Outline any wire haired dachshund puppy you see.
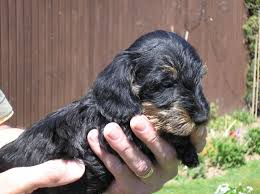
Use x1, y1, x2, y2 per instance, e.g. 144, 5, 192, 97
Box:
0, 30, 209, 194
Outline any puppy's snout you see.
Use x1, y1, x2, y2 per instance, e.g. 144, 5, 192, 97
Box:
193, 112, 208, 126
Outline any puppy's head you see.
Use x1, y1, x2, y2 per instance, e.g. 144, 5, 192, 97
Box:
93, 30, 209, 136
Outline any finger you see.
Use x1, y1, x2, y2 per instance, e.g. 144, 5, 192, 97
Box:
0, 160, 85, 194
88, 130, 148, 193
190, 127, 207, 153
103, 123, 153, 178
130, 115, 178, 169
88, 129, 129, 178
88, 129, 177, 194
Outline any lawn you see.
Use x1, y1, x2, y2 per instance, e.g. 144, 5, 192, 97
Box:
155, 160, 260, 194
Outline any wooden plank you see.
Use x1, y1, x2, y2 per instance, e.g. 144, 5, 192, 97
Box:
16, 0, 25, 127
64, 0, 72, 103
38, 0, 46, 118
58, 0, 66, 106
23, 0, 32, 127
83, 0, 92, 90
31, 0, 39, 123
91, 0, 108, 77
0, 0, 9, 99
8, 0, 17, 126
88, 0, 95, 86
78, 0, 84, 95
52, 0, 59, 109
45, 0, 52, 115
71, 0, 79, 99
107, 0, 115, 62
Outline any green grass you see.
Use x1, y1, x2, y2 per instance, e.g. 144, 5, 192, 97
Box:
155, 160, 260, 194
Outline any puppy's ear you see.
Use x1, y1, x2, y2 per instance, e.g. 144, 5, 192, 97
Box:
93, 53, 141, 122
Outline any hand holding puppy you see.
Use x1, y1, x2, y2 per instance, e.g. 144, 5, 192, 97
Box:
88, 115, 207, 194
0, 116, 206, 194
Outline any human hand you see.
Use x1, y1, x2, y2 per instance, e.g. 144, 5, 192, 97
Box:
191, 126, 207, 153
87, 115, 207, 194
0, 128, 85, 194
0, 117, 207, 194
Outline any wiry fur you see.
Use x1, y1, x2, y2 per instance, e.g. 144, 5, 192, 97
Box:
0, 30, 209, 194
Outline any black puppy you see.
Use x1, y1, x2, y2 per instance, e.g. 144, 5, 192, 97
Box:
0, 30, 209, 194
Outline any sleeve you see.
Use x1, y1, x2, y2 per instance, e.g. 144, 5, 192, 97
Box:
0, 90, 14, 125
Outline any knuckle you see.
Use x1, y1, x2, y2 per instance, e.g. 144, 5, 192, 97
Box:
120, 143, 133, 156
147, 134, 160, 145
109, 159, 124, 176
134, 160, 150, 176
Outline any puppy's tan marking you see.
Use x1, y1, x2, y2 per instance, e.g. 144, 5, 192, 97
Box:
162, 65, 177, 75
142, 102, 195, 136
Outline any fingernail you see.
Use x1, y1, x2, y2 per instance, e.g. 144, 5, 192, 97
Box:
66, 160, 85, 178
88, 130, 98, 142
197, 127, 206, 137
131, 115, 148, 132
104, 123, 121, 141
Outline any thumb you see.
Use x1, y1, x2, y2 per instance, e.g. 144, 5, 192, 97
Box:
190, 127, 207, 153
0, 159, 85, 194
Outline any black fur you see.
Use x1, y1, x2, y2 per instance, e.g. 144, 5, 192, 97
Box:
0, 30, 209, 194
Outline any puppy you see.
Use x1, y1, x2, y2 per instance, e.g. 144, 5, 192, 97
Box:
0, 30, 209, 194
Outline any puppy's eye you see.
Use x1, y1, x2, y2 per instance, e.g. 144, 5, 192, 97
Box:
161, 79, 175, 88
162, 66, 177, 76
162, 82, 173, 88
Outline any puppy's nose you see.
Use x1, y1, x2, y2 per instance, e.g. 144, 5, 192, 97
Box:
193, 113, 208, 125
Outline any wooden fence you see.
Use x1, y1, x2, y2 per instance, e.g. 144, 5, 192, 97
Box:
0, 0, 248, 127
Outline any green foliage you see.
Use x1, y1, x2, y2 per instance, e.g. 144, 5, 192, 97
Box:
208, 108, 254, 135
245, 0, 260, 15
245, 127, 260, 154
210, 103, 219, 120
243, 16, 258, 56
208, 138, 246, 169
186, 156, 206, 179
243, 0, 260, 108
207, 107, 253, 169
208, 115, 240, 132
174, 156, 206, 182
208, 104, 233, 132
231, 110, 255, 125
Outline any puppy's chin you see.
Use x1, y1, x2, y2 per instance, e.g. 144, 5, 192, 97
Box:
142, 102, 195, 136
